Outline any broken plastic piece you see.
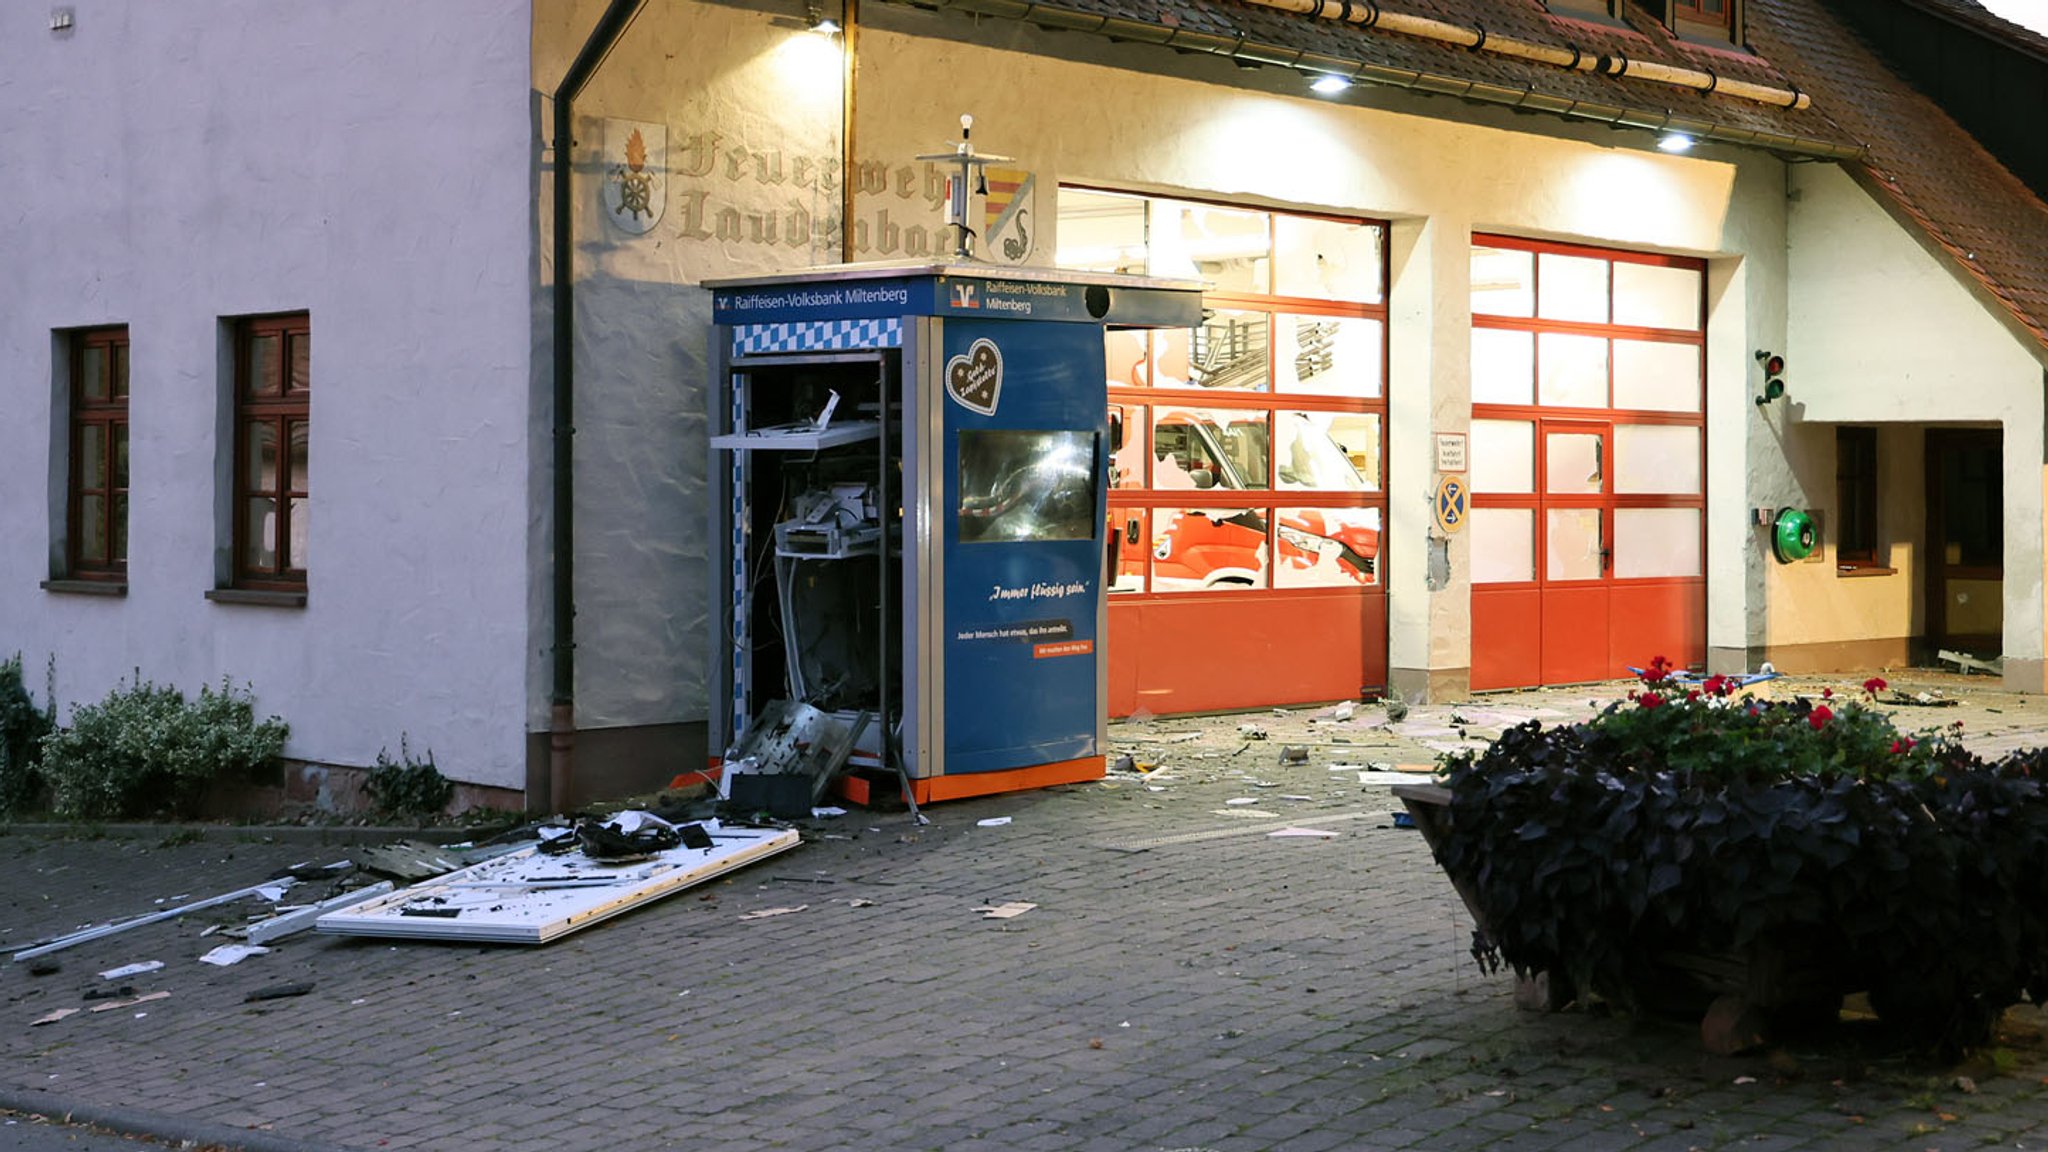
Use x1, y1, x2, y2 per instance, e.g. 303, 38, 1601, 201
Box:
98, 961, 165, 980
975, 901, 1036, 919
738, 905, 807, 921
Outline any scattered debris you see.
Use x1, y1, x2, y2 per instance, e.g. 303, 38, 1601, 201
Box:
98, 961, 165, 980
245, 882, 396, 945
26, 959, 58, 976
1278, 745, 1309, 764
1331, 701, 1356, 721
975, 902, 1036, 919
810, 806, 847, 818
977, 816, 1013, 827
1225, 797, 1260, 806
1237, 723, 1268, 740
90, 991, 169, 1013
1938, 649, 2003, 676
30, 1008, 79, 1026
738, 905, 807, 921
848, 898, 876, 908
353, 841, 465, 882
1381, 696, 1410, 722
1883, 691, 1959, 708
1955, 1076, 1979, 1094
244, 982, 313, 1003
14, 881, 296, 963
198, 943, 271, 967
1268, 827, 1340, 839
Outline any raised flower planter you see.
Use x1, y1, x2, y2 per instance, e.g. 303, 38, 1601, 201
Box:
1403, 663, 2048, 1056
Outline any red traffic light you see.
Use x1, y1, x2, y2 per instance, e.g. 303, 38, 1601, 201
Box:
1754, 350, 1786, 377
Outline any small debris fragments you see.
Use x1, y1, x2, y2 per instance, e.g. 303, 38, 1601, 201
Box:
737, 906, 807, 921
976, 817, 1013, 827
975, 902, 1037, 919
244, 982, 314, 1003
1955, 1076, 1979, 1095
1237, 723, 1268, 740
98, 961, 165, 981
1332, 701, 1357, 721
198, 943, 271, 967
1268, 827, 1340, 839
30, 1008, 79, 1026
1278, 746, 1309, 764
90, 991, 170, 1013
26, 959, 59, 977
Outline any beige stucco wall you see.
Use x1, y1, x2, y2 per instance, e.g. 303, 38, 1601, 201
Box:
1783, 162, 2048, 675
535, 0, 1818, 718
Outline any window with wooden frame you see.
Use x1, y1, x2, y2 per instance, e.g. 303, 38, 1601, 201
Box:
1670, 0, 1734, 35
232, 314, 310, 590
67, 326, 130, 581
1835, 425, 1882, 569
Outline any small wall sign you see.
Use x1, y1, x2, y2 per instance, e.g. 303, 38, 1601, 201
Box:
1435, 432, 1467, 473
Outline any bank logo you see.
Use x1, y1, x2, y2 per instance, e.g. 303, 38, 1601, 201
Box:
950, 282, 979, 309
945, 338, 1004, 415
603, 118, 666, 235
983, 168, 1035, 265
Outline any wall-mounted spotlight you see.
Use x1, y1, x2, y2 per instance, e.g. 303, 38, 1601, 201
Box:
807, 4, 840, 32
1754, 349, 1787, 407
1657, 131, 1696, 153
1309, 73, 1352, 95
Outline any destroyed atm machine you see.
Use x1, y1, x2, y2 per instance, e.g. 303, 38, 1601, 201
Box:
706, 262, 1203, 806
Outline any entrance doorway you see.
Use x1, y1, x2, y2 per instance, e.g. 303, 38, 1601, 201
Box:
1924, 429, 2002, 657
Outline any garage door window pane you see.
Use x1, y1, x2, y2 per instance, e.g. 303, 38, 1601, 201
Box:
1615, 508, 1701, 578
1613, 261, 1701, 330
1152, 507, 1269, 592
1538, 252, 1609, 323
1472, 420, 1534, 493
1471, 245, 1534, 317
1615, 425, 1701, 494
1538, 333, 1608, 407
1275, 314, 1380, 397
1274, 216, 1382, 303
1546, 508, 1604, 581
1056, 188, 1148, 274
1612, 339, 1701, 412
1472, 508, 1534, 583
1472, 328, 1534, 405
1273, 506, 1380, 587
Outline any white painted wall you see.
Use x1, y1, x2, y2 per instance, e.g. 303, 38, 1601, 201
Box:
0, 2, 536, 789
1783, 163, 2048, 662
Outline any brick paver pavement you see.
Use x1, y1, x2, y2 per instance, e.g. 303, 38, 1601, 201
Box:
6, 669, 2048, 1150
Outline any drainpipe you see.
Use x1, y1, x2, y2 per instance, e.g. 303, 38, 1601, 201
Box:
550, 0, 645, 813
842, 0, 860, 261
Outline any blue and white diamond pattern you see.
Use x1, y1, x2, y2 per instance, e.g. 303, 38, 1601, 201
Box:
734, 318, 902, 356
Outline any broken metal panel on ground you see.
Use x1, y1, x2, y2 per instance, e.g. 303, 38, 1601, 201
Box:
314, 822, 800, 944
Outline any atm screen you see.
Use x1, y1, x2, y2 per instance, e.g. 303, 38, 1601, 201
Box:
958, 430, 1098, 543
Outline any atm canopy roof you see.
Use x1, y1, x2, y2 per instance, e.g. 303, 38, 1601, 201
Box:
900, 0, 2048, 355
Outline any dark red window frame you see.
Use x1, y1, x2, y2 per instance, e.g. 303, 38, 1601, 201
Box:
232, 314, 310, 589
68, 326, 130, 580
1670, 0, 1731, 28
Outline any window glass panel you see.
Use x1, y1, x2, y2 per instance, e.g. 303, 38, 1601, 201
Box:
1472, 328, 1534, 405
111, 343, 129, 399
1152, 200, 1270, 294
1612, 339, 1701, 412
1546, 508, 1604, 581
1055, 187, 1148, 274
247, 421, 278, 491
77, 425, 104, 489
1613, 262, 1701, 330
1472, 507, 1534, 583
79, 495, 107, 564
1614, 424, 1701, 494
113, 424, 128, 488
1537, 333, 1608, 407
956, 430, 1097, 543
1471, 245, 1534, 317
1326, 414, 1382, 490
245, 498, 278, 570
1109, 406, 1146, 490
287, 332, 310, 393
1274, 315, 1380, 397
1182, 310, 1270, 391
1537, 252, 1609, 323
1615, 508, 1701, 578
1545, 432, 1604, 494
81, 345, 107, 402
111, 494, 127, 563
288, 421, 310, 491
1110, 509, 1147, 593
1105, 329, 1150, 389
248, 333, 280, 397
1151, 507, 1269, 592
1276, 411, 1371, 491
1471, 419, 1534, 494
1273, 216, 1382, 303
1152, 407, 1269, 491
1273, 506, 1380, 587
288, 498, 309, 570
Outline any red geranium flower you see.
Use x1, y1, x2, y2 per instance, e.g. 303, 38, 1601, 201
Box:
1809, 704, 1834, 729
1864, 677, 1888, 696
1639, 693, 1664, 710
1821, 687, 1833, 700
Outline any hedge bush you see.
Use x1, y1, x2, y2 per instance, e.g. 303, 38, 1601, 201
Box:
0, 653, 54, 815
42, 674, 288, 820
1437, 662, 2048, 1054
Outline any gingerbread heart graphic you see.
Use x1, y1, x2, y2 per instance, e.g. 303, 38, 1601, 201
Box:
945, 338, 1004, 416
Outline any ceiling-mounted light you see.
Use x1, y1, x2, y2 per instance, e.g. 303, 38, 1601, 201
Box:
1657, 131, 1696, 153
810, 14, 840, 32
1309, 73, 1351, 95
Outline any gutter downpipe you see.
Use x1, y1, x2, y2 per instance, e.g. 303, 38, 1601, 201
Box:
550, 0, 645, 813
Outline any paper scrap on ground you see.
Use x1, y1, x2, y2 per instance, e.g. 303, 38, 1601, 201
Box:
199, 943, 271, 967
1225, 797, 1259, 806
1269, 827, 1341, 839
811, 806, 846, 818
976, 817, 1013, 827
255, 884, 291, 902
738, 905, 807, 921
98, 961, 164, 980
1212, 808, 1280, 819
848, 898, 876, 908
975, 902, 1036, 919
31, 1008, 79, 1026
1354, 770, 1433, 786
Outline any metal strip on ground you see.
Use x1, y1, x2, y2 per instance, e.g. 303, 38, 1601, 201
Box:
1099, 809, 1391, 853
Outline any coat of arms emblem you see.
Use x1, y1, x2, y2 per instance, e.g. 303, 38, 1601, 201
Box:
602, 118, 666, 235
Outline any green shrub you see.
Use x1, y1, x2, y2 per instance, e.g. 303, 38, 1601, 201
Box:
365, 735, 453, 818
42, 673, 289, 820
1436, 661, 2048, 1055
0, 653, 55, 815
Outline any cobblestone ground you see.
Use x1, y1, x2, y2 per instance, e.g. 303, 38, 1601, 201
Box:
6, 669, 2048, 1151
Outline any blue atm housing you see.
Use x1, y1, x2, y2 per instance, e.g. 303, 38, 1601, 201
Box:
707, 263, 1202, 802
